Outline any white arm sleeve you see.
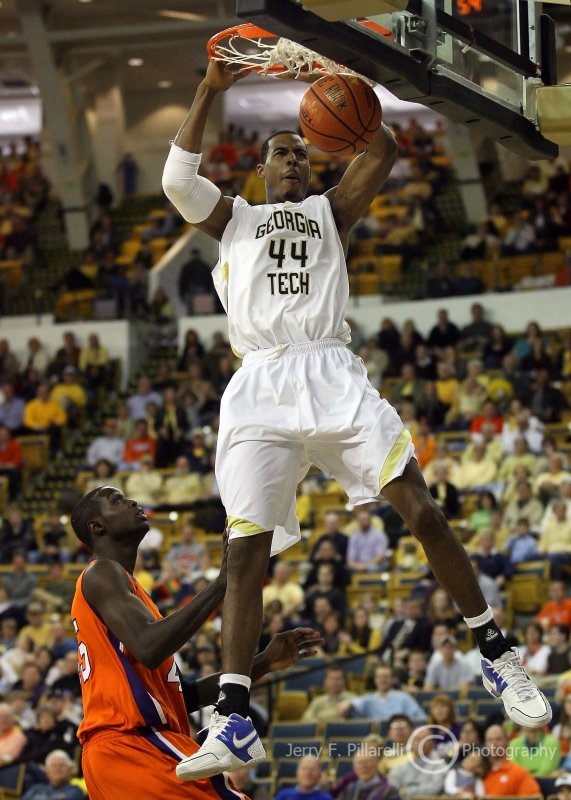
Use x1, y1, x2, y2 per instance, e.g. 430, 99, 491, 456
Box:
162, 144, 222, 224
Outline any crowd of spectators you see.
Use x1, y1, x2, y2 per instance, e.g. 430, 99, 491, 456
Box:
0, 139, 50, 312
52, 201, 183, 328
429, 161, 571, 298
264, 728, 571, 800
3, 125, 571, 794
186, 122, 571, 309
5, 122, 571, 329
0, 329, 120, 501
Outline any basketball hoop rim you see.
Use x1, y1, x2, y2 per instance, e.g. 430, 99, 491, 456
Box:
207, 20, 392, 76
207, 23, 290, 73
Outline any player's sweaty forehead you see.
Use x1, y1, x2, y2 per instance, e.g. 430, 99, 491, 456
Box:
268, 134, 307, 158
96, 486, 125, 505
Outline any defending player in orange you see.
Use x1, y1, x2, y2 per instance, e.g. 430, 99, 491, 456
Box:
70, 486, 321, 799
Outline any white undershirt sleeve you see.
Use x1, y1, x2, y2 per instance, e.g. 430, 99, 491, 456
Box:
161, 144, 221, 224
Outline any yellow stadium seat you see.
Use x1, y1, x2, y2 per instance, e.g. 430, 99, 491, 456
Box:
0, 259, 23, 290
17, 434, 49, 476
508, 572, 548, 614
56, 289, 96, 321
274, 691, 309, 720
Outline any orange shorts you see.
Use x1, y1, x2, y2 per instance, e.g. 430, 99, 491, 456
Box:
82, 730, 249, 800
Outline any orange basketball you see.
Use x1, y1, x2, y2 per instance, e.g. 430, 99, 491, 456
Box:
299, 74, 382, 156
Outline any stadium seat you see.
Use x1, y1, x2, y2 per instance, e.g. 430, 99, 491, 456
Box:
342, 654, 369, 675
475, 699, 502, 717
509, 572, 548, 613
515, 560, 551, 578
387, 571, 426, 602
17, 434, 50, 473
0, 476, 8, 514
542, 686, 557, 701
467, 686, 492, 700
454, 701, 471, 718
335, 759, 354, 778
283, 665, 326, 692
254, 761, 272, 779
270, 722, 319, 740
0, 259, 23, 291
0, 763, 25, 796
277, 760, 301, 780
537, 777, 557, 797
414, 690, 438, 705
347, 675, 367, 694
274, 690, 309, 720
253, 779, 272, 796
324, 720, 375, 741
55, 288, 96, 321
346, 586, 384, 608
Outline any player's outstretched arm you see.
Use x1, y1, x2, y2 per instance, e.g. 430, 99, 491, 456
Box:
325, 122, 397, 250
162, 61, 246, 242
82, 558, 226, 669
189, 628, 323, 709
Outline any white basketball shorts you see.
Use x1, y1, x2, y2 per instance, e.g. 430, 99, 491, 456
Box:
215, 338, 415, 556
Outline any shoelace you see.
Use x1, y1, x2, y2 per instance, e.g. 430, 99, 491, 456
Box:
200, 711, 229, 741
494, 654, 537, 702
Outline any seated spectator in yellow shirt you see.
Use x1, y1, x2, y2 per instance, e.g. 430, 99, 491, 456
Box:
445, 374, 486, 428
301, 665, 355, 724
49, 366, 87, 427
124, 455, 163, 508
535, 453, 570, 503
161, 455, 203, 508
538, 500, 571, 579
498, 437, 539, 483
79, 332, 109, 396
262, 562, 304, 618
434, 362, 459, 413
454, 442, 497, 491
23, 383, 67, 453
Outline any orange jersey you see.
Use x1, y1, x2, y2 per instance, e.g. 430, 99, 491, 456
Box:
72, 562, 189, 744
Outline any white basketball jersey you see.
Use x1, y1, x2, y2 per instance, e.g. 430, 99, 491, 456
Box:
212, 194, 351, 357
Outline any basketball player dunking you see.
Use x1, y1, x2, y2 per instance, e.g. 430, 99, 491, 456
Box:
163, 60, 551, 781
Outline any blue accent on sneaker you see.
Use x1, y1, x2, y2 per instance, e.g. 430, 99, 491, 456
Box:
214, 714, 259, 762
481, 659, 509, 694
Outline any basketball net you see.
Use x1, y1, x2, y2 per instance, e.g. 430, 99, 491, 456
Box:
208, 23, 378, 85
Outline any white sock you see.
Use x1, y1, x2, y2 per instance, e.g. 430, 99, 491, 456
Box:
463, 605, 494, 628
219, 673, 252, 690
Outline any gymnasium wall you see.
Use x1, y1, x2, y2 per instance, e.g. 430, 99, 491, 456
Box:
0, 318, 133, 389
3, 288, 569, 388
177, 287, 571, 350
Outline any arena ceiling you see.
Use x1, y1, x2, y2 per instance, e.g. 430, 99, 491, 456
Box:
0, 2, 570, 101
0, 0, 240, 95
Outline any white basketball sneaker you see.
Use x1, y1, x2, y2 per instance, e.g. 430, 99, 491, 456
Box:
481, 647, 552, 727
176, 712, 266, 781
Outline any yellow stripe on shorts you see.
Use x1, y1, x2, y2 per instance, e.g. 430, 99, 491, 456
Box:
227, 516, 267, 536
379, 428, 412, 490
